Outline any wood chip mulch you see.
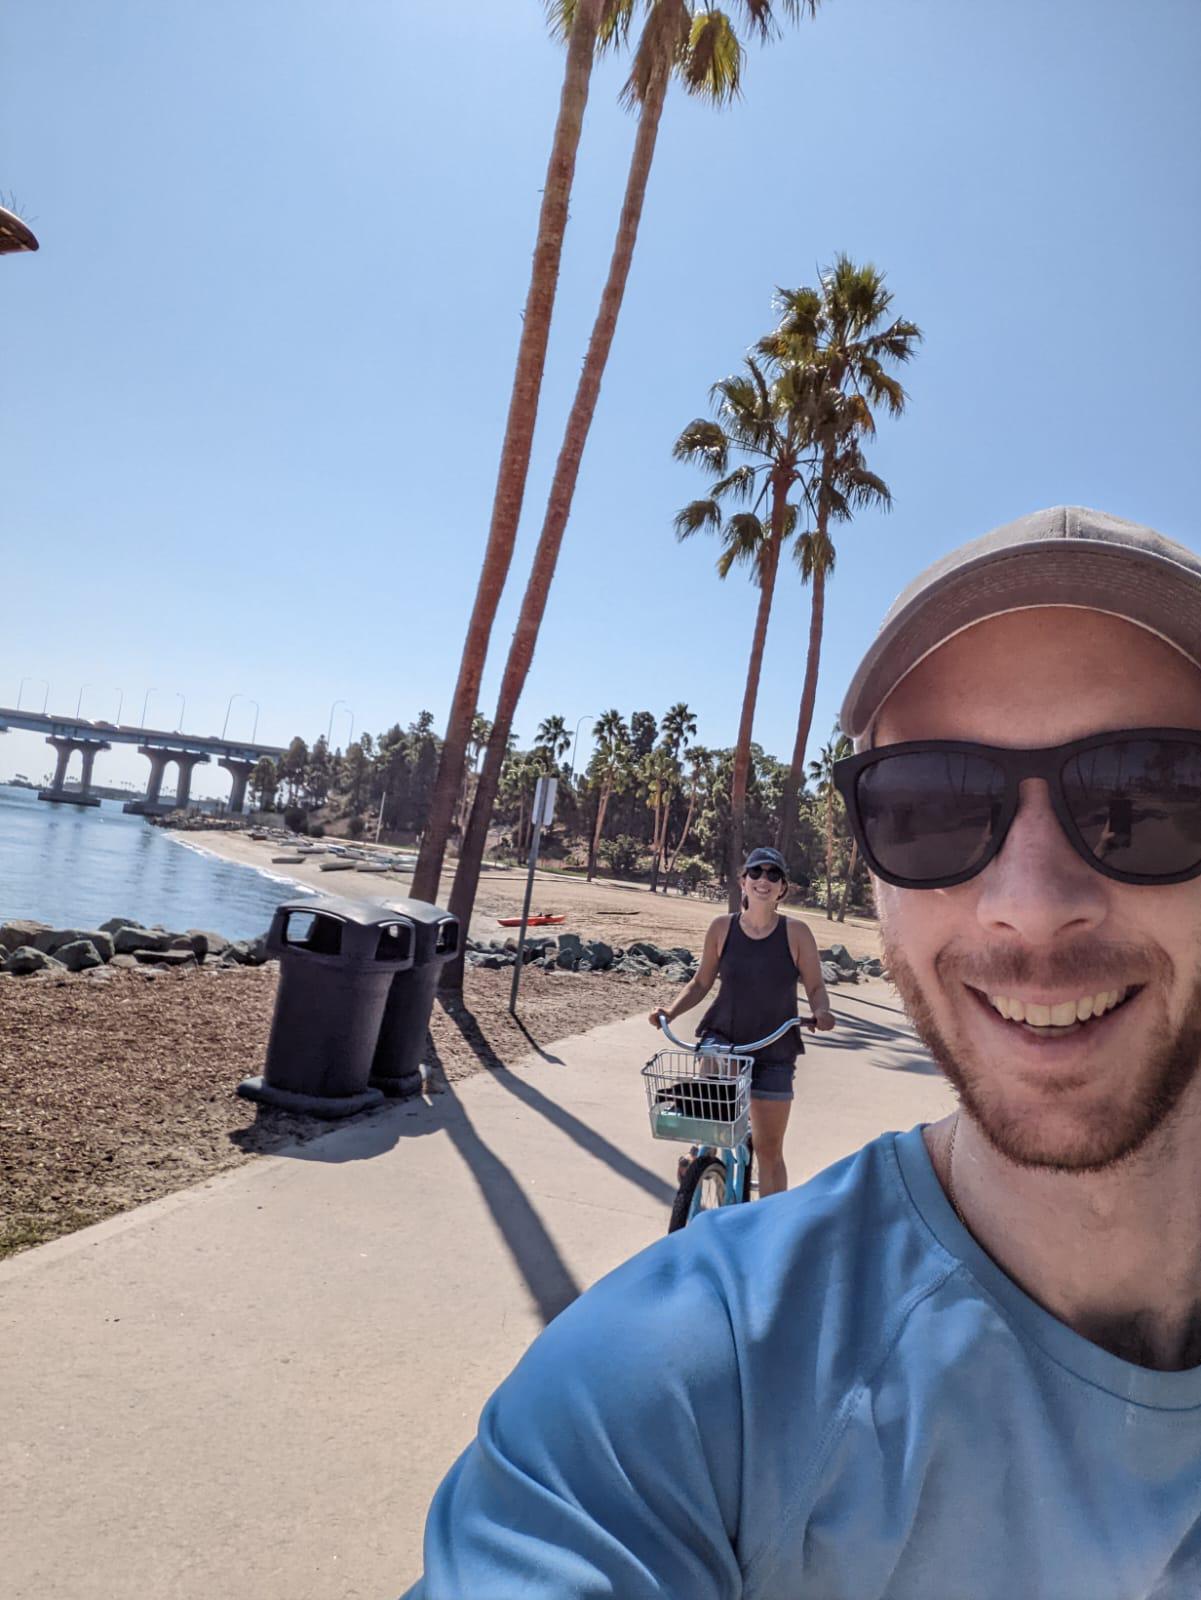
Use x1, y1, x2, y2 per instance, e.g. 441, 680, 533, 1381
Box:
0, 962, 674, 1259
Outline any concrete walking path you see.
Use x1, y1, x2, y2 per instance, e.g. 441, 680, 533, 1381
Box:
0, 979, 952, 1600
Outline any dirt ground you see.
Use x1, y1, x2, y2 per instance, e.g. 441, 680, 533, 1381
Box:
0, 960, 679, 1260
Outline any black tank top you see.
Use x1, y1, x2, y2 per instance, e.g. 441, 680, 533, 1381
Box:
698, 915, 802, 1065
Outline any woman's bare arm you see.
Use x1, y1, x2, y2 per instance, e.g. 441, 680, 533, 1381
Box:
647, 915, 729, 1028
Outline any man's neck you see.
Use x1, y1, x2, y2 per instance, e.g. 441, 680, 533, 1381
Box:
925, 1109, 1201, 1372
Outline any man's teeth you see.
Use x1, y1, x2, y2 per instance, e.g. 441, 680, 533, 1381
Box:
987, 990, 1127, 1027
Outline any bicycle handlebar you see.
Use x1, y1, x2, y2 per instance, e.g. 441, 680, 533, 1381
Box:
657, 1014, 816, 1053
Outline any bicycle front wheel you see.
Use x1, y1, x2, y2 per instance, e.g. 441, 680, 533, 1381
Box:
669, 1153, 729, 1232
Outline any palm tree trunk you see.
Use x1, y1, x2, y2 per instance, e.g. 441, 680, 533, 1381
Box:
824, 785, 835, 918
443, 68, 671, 987
836, 836, 858, 922
409, 0, 603, 905
728, 478, 787, 910
776, 511, 829, 861
588, 783, 611, 882
665, 783, 696, 878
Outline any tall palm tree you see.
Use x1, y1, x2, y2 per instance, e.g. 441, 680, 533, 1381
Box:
761, 259, 922, 859
807, 727, 851, 918
674, 354, 814, 909
442, 0, 823, 986
586, 708, 631, 881
664, 742, 711, 881
535, 713, 572, 767
410, 0, 613, 903
660, 700, 697, 756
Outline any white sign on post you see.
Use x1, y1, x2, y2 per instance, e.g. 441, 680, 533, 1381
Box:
533, 775, 558, 829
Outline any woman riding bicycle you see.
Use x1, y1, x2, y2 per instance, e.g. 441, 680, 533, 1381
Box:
649, 846, 835, 1196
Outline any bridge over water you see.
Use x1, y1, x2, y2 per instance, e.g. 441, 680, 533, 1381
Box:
0, 708, 285, 815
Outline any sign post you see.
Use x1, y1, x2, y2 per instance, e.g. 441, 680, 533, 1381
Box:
509, 775, 557, 1014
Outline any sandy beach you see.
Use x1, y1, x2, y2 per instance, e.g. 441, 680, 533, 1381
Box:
184, 828, 884, 960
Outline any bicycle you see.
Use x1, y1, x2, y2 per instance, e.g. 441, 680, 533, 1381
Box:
642, 1015, 815, 1232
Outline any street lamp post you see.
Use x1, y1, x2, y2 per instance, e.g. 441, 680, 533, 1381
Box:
141, 688, 157, 727
114, 688, 124, 725
567, 713, 597, 785
17, 677, 49, 713
249, 700, 260, 742
174, 694, 186, 731
327, 699, 347, 747
75, 683, 91, 719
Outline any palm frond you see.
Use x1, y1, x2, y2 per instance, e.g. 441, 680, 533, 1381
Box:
795, 526, 836, 580
710, 463, 760, 502
733, 0, 821, 42
679, 9, 743, 105
674, 498, 723, 539
716, 511, 768, 579
672, 417, 729, 472
620, 0, 689, 107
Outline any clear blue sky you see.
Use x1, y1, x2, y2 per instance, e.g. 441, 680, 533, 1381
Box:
4, 0, 1200, 796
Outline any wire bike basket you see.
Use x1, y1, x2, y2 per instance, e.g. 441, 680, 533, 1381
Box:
642, 1048, 753, 1150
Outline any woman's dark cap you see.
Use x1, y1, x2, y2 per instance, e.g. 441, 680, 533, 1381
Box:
744, 846, 788, 876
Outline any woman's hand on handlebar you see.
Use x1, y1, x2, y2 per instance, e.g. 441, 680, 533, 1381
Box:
648, 1007, 669, 1029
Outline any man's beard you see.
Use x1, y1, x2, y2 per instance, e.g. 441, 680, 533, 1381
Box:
882, 930, 1201, 1172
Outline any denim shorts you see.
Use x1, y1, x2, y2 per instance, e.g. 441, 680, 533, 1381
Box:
699, 1035, 796, 1102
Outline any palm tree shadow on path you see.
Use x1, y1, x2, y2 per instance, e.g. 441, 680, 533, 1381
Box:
823, 998, 939, 1076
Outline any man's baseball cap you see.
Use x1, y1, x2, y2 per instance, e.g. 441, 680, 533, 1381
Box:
840, 505, 1201, 740
744, 846, 789, 875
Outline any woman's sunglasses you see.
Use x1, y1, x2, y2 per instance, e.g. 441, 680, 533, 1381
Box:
833, 728, 1201, 890
745, 864, 785, 883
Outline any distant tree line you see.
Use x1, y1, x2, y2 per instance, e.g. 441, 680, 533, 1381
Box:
251, 701, 867, 921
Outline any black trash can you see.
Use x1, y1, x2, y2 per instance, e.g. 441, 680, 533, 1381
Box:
370, 896, 461, 1098
237, 898, 415, 1118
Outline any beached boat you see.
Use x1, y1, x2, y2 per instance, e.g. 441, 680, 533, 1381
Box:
319, 860, 354, 872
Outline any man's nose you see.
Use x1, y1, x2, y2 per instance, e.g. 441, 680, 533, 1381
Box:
974, 780, 1108, 944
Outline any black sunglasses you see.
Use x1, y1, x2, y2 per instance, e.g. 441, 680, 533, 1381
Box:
745, 864, 785, 883
833, 728, 1201, 890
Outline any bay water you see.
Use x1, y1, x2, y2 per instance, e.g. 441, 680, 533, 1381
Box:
0, 784, 310, 940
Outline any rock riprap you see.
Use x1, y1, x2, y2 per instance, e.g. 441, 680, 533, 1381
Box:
0, 918, 274, 979
464, 934, 700, 982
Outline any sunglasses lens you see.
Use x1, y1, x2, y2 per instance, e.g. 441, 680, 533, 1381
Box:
856, 751, 1007, 883
1062, 738, 1201, 879
746, 865, 784, 882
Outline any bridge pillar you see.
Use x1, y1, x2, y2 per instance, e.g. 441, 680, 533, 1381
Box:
39, 736, 108, 808
218, 757, 256, 815
173, 753, 210, 811
143, 749, 171, 805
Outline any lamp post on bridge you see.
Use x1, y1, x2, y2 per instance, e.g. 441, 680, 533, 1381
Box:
141, 688, 157, 727
222, 693, 263, 744
17, 677, 49, 714
113, 689, 124, 725
174, 694, 186, 732
75, 683, 91, 719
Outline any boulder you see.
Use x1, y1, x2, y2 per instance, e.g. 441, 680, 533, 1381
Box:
819, 944, 859, 975
556, 932, 583, 957
114, 926, 171, 956
820, 962, 843, 986
34, 928, 115, 961
662, 962, 691, 983
186, 929, 230, 959
582, 940, 614, 972
665, 947, 695, 967
555, 946, 579, 971
221, 936, 270, 967
858, 956, 885, 978
469, 952, 511, 970
4, 945, 51, 975
55, 939, 104, 973
0, 920, 51, 957
100, 917, 145, 936
110, 954, 140, 970
626, 941, 669, 967
133, 948, 197, 969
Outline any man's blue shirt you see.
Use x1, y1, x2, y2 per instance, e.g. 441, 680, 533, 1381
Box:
405, 1127, 1201, 1598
